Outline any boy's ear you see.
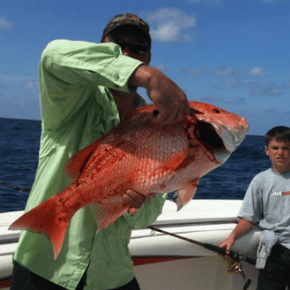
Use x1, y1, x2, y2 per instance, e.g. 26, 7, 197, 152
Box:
265, 145, 269, 156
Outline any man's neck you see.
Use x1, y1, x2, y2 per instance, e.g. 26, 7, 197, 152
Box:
109, 89, 137, 121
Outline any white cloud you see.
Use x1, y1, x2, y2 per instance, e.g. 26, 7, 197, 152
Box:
154, 63, 167, 72
249, 81, 281, 97
182, 65, 286, 97
211, 79, 284, 97
201, 95, 246, 105
211, 78, 251, 89
0, 16, 14, 30
282, 80, 290, 89
183, 65, 267, 78
261, 0, 289, 2
248, 67, 267, 77
211, 65, 267, 77
211, 65, 242, 77
183, 68, 207, 77
187, 0, 222, 4
147, 8, 197, 43
23, 82, 39, 90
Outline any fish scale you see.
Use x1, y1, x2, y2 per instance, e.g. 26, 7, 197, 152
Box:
9, 101, 249, 259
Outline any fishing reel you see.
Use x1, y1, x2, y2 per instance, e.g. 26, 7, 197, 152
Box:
223, 252, 252, 290
148, 226, 255, 290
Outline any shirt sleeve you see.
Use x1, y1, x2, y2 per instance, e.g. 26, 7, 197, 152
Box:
39, 39, 143, 130
238, 175, 263, 224
40, 39, 143, 90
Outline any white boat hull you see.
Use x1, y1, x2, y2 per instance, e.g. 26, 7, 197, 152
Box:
129, 200, 260, 290
134, 256, 258, 290
0, 200, 260, 289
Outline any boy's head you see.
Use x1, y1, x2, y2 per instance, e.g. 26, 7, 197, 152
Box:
265, 126, 290, 146
265, 126, 290, 173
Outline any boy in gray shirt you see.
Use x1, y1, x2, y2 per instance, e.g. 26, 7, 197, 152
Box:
220, 126, 290, 290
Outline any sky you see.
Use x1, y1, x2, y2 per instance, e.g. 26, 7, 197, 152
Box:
1, 0, 290, 135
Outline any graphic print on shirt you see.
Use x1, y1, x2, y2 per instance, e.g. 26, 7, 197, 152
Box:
272, 190, 290, 196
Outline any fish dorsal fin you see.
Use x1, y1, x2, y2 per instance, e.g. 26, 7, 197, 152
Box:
65, 142, 99, 180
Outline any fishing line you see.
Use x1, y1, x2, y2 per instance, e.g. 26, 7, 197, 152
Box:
0, 182, 31, 193
148, 225, 254, 290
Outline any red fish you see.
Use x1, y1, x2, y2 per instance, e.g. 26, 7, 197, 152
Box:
9, 101, 249, 259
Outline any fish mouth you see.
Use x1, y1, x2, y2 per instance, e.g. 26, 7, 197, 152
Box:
195, 119, 248, 163
195, 121, 227, 161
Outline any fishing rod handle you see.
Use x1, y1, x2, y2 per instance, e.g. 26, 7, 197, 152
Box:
239, 254, 256, 266
203, 243, 257, 265
203, 243, 235, 257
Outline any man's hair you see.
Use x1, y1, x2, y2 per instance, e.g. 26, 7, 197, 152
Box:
101, 13, 151, 49
265, 126, 290, 146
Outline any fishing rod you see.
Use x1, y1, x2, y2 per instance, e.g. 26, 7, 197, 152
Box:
148, 225, 256, 265
147, 225, 255, 290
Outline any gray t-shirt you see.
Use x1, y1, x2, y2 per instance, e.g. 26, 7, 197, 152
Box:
239, 168, 290, 249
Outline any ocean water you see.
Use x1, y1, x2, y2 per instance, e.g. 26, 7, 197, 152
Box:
0, 117, 271, 213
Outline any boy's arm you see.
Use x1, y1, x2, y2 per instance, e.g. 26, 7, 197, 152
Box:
219, 218, 254, 254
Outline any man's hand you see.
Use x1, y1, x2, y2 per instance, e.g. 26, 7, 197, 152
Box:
129, 66, 190, 124
123, 190, 156, 214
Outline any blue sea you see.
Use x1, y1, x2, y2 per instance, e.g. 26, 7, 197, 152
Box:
0, 117, 271, 213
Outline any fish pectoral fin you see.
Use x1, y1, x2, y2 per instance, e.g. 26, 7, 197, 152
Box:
173, 179, 199, 211
153, 148, 190, 175
97, 201, 129, 232
174, 147, 197, 172
90, 203, 101, 221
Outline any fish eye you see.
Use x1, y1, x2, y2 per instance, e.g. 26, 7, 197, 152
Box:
152, 110, 159, 117
213, 108, 220, 114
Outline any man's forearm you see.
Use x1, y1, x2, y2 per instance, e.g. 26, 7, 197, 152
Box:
129, 65, 189, 124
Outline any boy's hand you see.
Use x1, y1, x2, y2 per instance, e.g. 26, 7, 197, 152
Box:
219, 236, 236, 255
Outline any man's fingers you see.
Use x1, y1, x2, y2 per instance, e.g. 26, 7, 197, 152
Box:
154, 103, 190, 124
124, 190, 147, 209
128, 208, 137, 215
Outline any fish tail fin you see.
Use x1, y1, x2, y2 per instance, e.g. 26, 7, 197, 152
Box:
9, 195, 73, 259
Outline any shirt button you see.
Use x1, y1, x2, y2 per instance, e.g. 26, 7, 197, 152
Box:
114, 75, 119, 80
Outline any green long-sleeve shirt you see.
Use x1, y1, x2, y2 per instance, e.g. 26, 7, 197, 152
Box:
13, 39, 167, 290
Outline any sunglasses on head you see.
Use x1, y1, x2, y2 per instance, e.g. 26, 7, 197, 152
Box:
113, 39, 149, 55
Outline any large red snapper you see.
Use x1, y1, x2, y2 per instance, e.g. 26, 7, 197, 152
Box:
9, 101, 249, 259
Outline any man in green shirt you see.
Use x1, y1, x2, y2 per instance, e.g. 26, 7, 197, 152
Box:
11, 13, 190, 290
